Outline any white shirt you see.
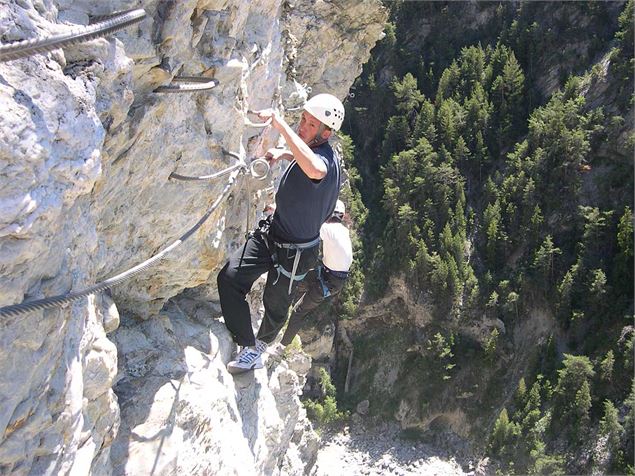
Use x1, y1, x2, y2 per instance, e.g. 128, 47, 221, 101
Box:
320, 221, 353, 272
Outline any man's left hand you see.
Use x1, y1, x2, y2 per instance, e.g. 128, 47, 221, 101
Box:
254, 108, 285, 131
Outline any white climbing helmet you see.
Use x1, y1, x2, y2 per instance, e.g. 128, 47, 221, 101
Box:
303, 93, 345, 131
334, 200, 345, 215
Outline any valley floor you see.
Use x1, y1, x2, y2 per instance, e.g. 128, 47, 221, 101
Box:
313, 423, 487, 476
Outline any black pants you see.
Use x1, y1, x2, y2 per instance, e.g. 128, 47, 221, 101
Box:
217, 231, 319, 346
280, 266, 347, 346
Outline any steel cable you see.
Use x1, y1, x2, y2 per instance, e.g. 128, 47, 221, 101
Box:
168, 149, 270, 182
170, 158, 270, 182
0, 169, 242, 318
170, 163, 244, 182
0, 8, 146, 63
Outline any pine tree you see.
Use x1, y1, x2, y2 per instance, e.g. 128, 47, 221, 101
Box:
491, 51, 525, 145
413, 98, 437, 143
601, 352, 616, 385
574, 380, 592, 437
609, 0, 634, 102
532, 235, 562, 285
557, 261, 580, 322
391, 72, 424, 116
484, 200, 504, 267
458, 45, 486, 95
515, 377, 527, 407
382, 116, 410, 160
617, 206, 634, 259
600, 400, 624, 455
521, 380, 543, 435
436, 60, 461, 104
489, 408, 519, 458
554, 354, 595, 433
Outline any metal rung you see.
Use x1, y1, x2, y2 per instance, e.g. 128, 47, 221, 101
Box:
154, 76, 220, 93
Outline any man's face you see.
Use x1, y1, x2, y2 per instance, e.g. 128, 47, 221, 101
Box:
297, 111, 330, 143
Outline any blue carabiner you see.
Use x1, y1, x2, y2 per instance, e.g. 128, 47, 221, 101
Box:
317, 266, 331, 298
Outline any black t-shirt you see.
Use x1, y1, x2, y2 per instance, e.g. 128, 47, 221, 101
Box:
270, 142, 340, 244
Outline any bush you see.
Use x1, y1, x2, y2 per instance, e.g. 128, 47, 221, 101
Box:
303, 369, 349, 428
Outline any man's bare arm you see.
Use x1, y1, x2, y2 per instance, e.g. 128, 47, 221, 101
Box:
257, 109, 327, 180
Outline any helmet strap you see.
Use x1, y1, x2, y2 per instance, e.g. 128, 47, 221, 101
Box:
307, 124, 329, 148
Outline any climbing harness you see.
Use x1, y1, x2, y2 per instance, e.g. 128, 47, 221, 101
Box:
244, 110, 273, 128
168, 149, 270, 182
0, 168, 246, 319
276, 237, 321, 295
154, 76, 219, 94
0, 8, 146, 63
247, 217, 320, 295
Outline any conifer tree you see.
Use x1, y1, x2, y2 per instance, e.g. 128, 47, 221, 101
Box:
391, 73, 424, 116
489, 408, 519, 458
491, 51, 525, 145
554, 354, 595, 434
532, 235, 562, 286
599, 400, 624, 468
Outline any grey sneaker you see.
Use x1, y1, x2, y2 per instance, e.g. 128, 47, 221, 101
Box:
227, 340, 267, 374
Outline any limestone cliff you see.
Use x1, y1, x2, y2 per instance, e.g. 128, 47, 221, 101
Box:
0, 0, 387, 474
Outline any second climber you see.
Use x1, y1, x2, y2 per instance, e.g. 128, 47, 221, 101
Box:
280, 199, 353, 347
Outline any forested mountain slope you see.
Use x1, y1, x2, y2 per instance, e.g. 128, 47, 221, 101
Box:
333, 2, 634, 474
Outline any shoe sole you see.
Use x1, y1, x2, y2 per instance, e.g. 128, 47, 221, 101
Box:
227, 363, 264, 375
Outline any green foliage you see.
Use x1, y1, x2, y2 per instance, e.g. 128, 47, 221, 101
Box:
383, 21, 397, 48
413, 98, 437, 143
483, 328, 500, 364
554, 354, 595, 435
489, 408, 520, 457
426, 332, 456, 380
318, 367, 336, 397
382, 115, 410, 160
617, 207, 634, 259
303, 368, 348, 428
598, 350, 615, 383
532, 236, 561, 286
528, 438, 565, 475
527, 94, 604, 201
600, 400, 624, 455
490, 49, 525, 145
515, 377, 527, 408
391, 73, 424, 115
609, 0, 634, 104
304, 396, 346, 428
344, 3, 634, 472
333, 134, 368, 321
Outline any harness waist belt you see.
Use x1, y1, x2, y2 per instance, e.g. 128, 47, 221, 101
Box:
274, 236, 320, 250
267, 235, 320, 295
324, 267, 349, 279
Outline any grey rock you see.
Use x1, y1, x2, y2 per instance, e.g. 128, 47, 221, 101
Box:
0, 0, 386, 473
356, 399, 370, 416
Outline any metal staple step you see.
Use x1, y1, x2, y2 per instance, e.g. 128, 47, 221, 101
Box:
154, 76, 220, 93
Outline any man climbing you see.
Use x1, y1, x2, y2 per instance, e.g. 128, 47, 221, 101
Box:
217, 93, 345, 374
280, 199, 353, 347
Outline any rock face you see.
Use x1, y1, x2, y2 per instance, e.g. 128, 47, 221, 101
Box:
0, 0, 387, 474
110, 298, 318, 476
